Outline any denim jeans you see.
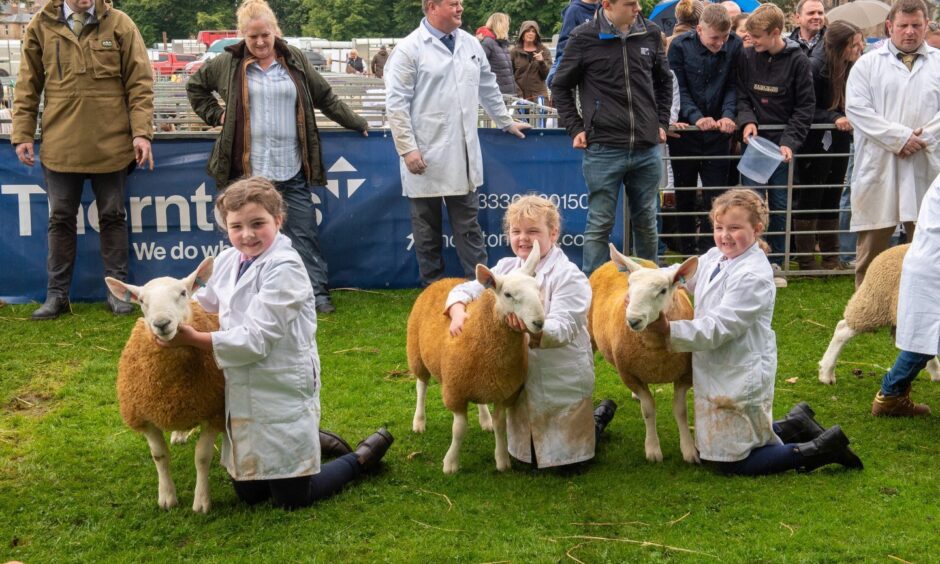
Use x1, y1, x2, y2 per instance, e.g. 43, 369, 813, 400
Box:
742, 162, 789, 266
838, 186, 856, 263
880, 350, 936, 397
582, 143, 662, 275
274, 171, 329, 300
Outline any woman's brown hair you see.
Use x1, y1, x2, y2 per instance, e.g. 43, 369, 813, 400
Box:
823, 20, 862, 112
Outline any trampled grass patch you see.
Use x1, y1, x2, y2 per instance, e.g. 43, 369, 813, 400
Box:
2, 277, 940, 562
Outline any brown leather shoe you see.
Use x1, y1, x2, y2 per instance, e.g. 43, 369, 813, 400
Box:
872, 388, 931, 417
319, 429, 352, 457
354, 427, 393, 472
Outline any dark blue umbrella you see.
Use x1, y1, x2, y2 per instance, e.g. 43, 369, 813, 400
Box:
649, 0, 760, 36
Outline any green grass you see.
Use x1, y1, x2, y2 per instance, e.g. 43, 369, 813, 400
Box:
2, 277, 939, 562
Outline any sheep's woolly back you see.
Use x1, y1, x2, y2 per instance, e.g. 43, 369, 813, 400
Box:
588, 262, 693, 387
117, 302, 225, 432
407, 278, 527, 413
844, 244, 908, 333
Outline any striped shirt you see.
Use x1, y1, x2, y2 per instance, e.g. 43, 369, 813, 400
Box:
246, 60, 302, 182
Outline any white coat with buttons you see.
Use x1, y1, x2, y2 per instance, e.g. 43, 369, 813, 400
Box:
196, 233, 321, 480
896, 175, 940, 355
669, 243, 780, 462
446, 246, 596, 467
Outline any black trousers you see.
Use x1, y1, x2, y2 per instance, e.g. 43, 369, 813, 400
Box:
232, 453, 360, 510
667, 132, 732, 254
409, 193, 487, 283
794, 130, 852, 221
42, 165, 129, 297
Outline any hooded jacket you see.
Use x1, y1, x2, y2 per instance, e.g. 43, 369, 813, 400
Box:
547, 0, 601, 88
12, 0, 153, 173
552, 13, 673, 149
510, 21, 552, 100
735, 39, 815, 151
186, 38, 367, 189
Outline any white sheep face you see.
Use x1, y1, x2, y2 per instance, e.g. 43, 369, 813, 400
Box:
608, 243, 697, 332
105, 257, 215, 341
478, 240, 546, 333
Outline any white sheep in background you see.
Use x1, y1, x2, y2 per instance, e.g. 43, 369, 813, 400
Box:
407, 241, 545, 474
589, 244, 699, 463
105, 257, 225, 513
819, 244, 940, 384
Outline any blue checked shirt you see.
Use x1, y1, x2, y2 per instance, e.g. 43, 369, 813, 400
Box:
246, 61, 302, 182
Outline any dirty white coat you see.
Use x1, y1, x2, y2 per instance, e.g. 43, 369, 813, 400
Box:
846, 44, 940, 232
196, 233, 321, 480
896, 175, 940, 355
384, 20, 514, 198
445, 246, 596, 467
669, 243, 780, 462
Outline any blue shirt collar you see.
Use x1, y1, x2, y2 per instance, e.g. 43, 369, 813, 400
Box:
422, 18, 451, 40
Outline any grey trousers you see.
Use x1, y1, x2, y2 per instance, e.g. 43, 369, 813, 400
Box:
42, 165, 129, 298
408, 193, 487, 283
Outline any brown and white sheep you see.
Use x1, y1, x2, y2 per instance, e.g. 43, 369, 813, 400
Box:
589, 243, 699, 463
819, 244, 940, 384
105, 257, 224, 513
407, 241, 545, 474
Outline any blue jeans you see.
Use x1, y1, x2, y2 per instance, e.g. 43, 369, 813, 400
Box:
838, 186, 856, 262
581, 144, 662, 275
742, 162, 789, 265
274, 171, 329, 300
881, 350, 935, 396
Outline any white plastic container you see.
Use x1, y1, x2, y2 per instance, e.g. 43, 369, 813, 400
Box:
737, 135, 784, 184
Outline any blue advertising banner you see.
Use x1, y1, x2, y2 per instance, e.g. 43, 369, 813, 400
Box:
0, 129, 625, 303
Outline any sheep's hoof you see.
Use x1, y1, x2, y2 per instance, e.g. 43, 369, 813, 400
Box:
412, 419, 426, 433
927, 357, 940, 382
682, 448, 700, 464
818, 368, 837, 385
157, 493, 179, 510
442, 456, 459, 474
495, 455, 511, 472
192, 497, 211, 514
645, 448, 664, 463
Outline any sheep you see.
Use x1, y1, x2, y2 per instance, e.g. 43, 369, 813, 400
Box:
407, 240, 545, 474
589, 243, 699, 463
105, 256, 225, 513
819, 244, 940, 385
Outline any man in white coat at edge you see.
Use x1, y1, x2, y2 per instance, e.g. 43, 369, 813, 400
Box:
871, 174, 940, 417
384, 0, 532, 285
845, 0, 940, 288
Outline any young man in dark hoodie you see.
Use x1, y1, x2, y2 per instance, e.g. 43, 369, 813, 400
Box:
736, 3, 815, 287
546, 0, 598, 89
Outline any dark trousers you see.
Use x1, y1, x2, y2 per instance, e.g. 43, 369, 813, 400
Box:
668, 132, 732, 254
42, 165, 129, 297
409, 193, 486, 283
795, 130, 851, 221
713, 421, 803, 476
232, 453, 360, 510
273, 172, 329, 300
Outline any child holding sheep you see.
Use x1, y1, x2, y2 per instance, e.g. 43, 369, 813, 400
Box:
160, 176, 393, 509
647, 189, 863, 474
446, 195, 617, 469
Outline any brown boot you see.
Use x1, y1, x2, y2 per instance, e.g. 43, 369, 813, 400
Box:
792, 218, 817, 271
872, 387, 931, 417
817, 218, 841, 269
319, 429, 352, 457
354, 427, 394, 472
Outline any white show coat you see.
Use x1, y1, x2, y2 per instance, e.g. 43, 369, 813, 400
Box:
669, 244, 780, 462
445, 246, 596, 467
846, 44, 940, 232
384, 21, 515, 198
896, 175, 940, 355
196, 233, 321, 480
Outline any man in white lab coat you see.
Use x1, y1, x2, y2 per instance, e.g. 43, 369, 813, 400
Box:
845, 0, 940, 288
384, 0, 531, 285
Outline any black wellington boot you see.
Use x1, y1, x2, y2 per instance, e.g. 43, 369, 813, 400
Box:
774, 402, 825, 443
795, 425, 863, 472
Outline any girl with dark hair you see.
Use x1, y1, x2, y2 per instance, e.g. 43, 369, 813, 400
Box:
793, 20, 864, 271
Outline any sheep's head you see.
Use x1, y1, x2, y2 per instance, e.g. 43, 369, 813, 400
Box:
104, 257, 214, 342
608, 243, 697, 332
476, 239, 545, 333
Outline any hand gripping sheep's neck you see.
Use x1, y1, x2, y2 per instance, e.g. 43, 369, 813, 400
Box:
105, 257, 225, 513
407, 240, 545, 474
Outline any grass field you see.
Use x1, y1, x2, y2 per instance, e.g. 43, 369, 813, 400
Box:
2, 276, 939, 562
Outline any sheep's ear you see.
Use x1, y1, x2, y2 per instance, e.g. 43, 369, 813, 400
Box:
673, 256, 699, 286
609, 243, 642, 273
520, 240, 540, 276
476, 264, 498, 289
105, 277, 142, 304
185, 256, 214, 294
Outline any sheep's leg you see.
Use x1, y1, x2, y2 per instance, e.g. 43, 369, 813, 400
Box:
141, 424, 177, 510
492, 403, 510, 472
192, 426, 219, 514
818, 319, 856, 385
672, 381, 699, 464
477, 403, 494, 432
634, 384, 663, 462
927, 357, 940, 382
442, 407, 468, 474
413, 376, 429, 433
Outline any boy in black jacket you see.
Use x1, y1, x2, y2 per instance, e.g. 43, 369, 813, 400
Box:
736, 3, 815, 286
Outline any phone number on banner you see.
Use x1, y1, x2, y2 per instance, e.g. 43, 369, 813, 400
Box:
478, 192, 589, 211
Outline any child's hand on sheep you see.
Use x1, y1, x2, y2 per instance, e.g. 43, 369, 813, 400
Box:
448, 304, 469, 337
154, 325, 213, 351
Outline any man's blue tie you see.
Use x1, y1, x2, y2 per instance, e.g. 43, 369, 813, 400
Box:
236, 256, 256, 281
440, 33, 455, 53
